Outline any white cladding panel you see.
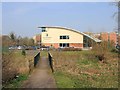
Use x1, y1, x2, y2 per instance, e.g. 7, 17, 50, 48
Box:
41, 27, 83, 43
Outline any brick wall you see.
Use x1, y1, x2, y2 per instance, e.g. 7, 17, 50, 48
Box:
42, 43, 83, 48
109, 32, 117, 44
36, 35, 41, 43
100, 32, 109, 41
100, 32, 117, 45
42, 43, 59, 48
70, 43, 83, 48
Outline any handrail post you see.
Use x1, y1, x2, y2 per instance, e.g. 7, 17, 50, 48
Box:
48, 52, 54, 72
34, 52, 40, 67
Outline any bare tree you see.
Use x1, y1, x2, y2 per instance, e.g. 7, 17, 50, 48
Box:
9, 32, 16, 41
28, 38, 34, 46
16, 35, 22, 46
9, 32, 16, 46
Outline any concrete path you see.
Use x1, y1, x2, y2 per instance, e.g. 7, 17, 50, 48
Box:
22, 57, 56, 88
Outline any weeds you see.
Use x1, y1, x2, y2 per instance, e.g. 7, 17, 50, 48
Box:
2, 50, 39, 87
3, 74, 28, 88
2, 51, 29, 84
21, 49, 26, 56
51, 50, 118, 88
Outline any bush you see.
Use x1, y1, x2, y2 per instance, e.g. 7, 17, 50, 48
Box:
2, 51, 29, 84
92, 41, 109, 62
111, 48, 119, 53
95, 54, 105, 61
21, 49, 26, 56
2, 52, 19, 83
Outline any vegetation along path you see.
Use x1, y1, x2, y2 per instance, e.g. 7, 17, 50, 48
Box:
22, 52, 56, 88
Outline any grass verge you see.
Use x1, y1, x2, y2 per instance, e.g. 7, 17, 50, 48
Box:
3, 74, 28, 88
54, 70, 93, 88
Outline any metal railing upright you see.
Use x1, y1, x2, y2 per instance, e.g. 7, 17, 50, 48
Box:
34, 52, 40, 67
48, 52, 54, 72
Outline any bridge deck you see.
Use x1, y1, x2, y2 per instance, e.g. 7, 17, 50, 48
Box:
22, 56, 56, 88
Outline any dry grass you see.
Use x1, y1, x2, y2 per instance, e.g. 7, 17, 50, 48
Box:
51, 50, 118, 88
2, 51, 29, 83
2, 50, 39, 85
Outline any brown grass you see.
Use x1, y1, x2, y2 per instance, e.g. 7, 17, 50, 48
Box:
50, 50, 118, 88
2, 50, 38, 84
2, 51, 28, 83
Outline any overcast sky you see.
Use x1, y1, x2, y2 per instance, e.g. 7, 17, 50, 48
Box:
2, 2, 117, 37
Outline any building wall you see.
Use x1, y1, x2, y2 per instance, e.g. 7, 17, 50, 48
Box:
109, 32, 117, 44
42, 43, 83, 48
100, 32, 117, 45
41, 27, 83, 48
36, 35, 41, 42
33, 34, 41, 44
100, 32, 109, 41
33, 36, 36, 43
70, 43, 83, 48
118, 35, 120, 46
42, 43, 59, 48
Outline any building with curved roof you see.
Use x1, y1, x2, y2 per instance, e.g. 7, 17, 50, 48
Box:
38, 26, 101, 48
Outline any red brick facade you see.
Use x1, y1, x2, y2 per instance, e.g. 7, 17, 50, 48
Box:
42, 43, 83, 48
109, 32, 117, 44
100, 32, 109, 41
42, 43, 59, 48
36, 35, 41, 43
100, 32, 117, 44
70, 43, 83, 48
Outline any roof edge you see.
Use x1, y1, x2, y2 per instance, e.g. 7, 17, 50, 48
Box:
38, 26, 101, 42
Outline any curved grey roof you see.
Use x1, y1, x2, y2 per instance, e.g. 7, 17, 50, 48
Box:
38, 26, 101, 42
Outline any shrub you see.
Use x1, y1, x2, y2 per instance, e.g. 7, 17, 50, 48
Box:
92, 41, 109, 62
2, 51, 29, 84
2, 52, 19, 83
111, 48, 119, 53
21, 49, 26, 56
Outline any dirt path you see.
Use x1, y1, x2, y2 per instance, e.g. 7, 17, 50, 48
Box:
22, 56, 57, 88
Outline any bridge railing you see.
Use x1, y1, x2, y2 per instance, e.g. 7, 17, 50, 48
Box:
48, 52, 54, 72
34, 52, 40, 67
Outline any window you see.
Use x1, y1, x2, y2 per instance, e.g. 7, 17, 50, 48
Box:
60, 36, 62, 39
63, 43, 66, 47
60, 43, 62, 47
66, 43, 69, 47
59, 43, 69, 47
63, 36, 66, 39
42, 27, 46, 32
60, 35, 69, 39
66, 36, 69, 39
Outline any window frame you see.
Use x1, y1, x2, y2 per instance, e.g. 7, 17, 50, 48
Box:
42, 27, 46, 32
59, 43, 69, 48
59, 35, 69, 39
